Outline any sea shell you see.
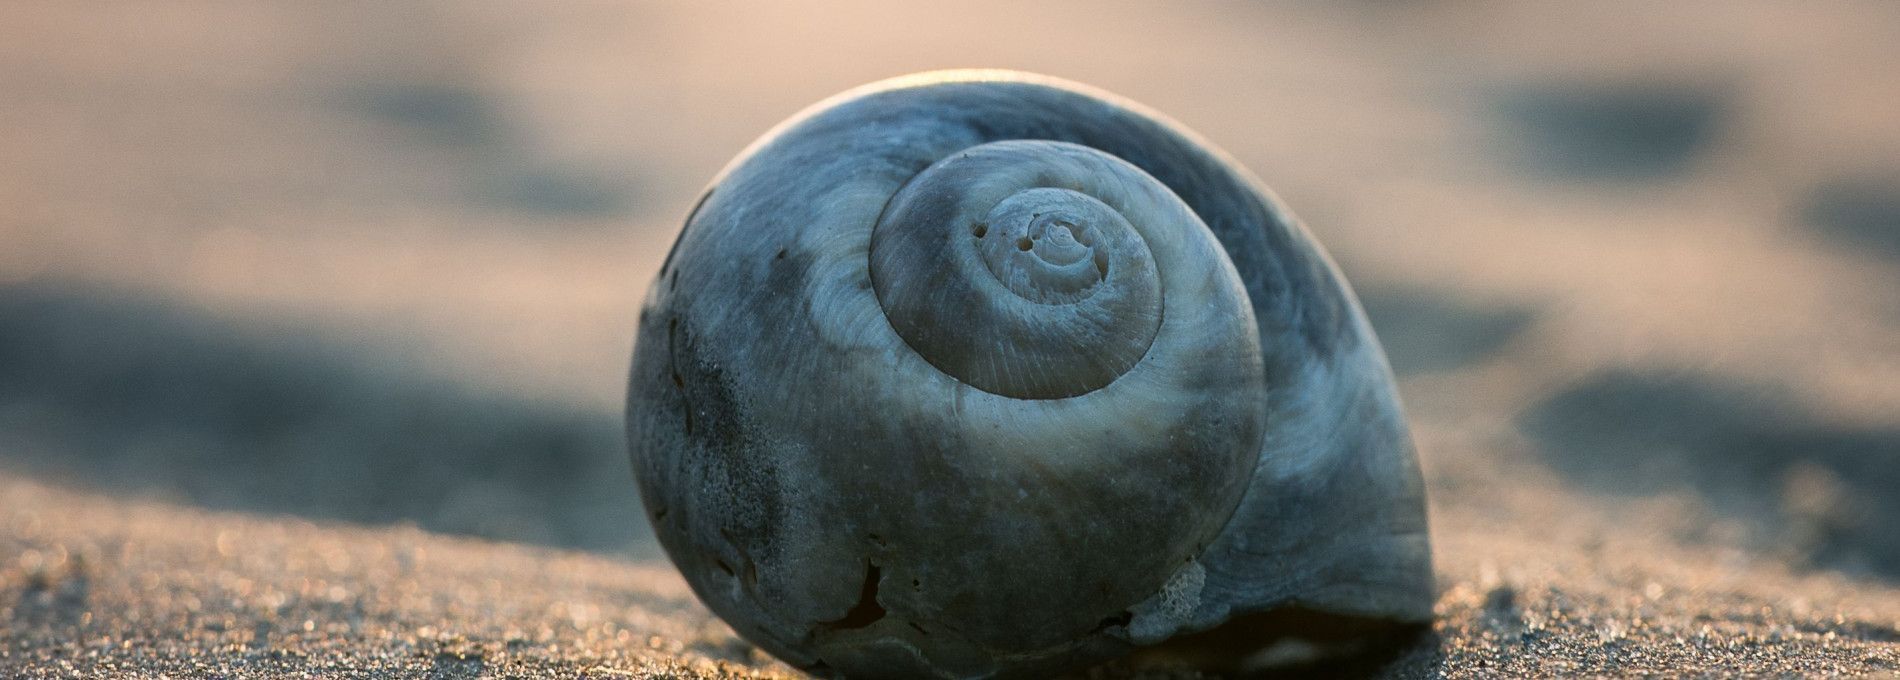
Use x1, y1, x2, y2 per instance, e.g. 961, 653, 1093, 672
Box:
626, 70, 1432, 678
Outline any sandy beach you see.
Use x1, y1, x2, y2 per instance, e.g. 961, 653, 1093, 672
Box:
2, 2, 1898, 676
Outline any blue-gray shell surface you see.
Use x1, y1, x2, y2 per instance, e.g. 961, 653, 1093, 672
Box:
626, 70, 1431, 678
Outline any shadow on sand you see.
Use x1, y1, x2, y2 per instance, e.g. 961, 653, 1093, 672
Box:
1521, 370, 1900, 580
342, 80, 636, 220
1356, 287, 1536, 377
1801, 174, 1900, 263
0, 281, 646, 553
1497, 79, 1730, 181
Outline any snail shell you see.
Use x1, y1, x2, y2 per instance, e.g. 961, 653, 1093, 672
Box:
627, 70, 1432, 677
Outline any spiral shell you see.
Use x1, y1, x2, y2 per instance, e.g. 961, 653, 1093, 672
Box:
627, 71, 1431, 677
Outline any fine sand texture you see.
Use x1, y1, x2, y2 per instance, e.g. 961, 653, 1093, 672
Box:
3, 1, 1899, 677
5, 475, 1898, 677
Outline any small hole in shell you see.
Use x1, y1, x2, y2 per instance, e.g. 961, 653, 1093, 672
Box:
971, 223, 987, 238
1016, 237, 1033, 251
1095, 610, 1134, 631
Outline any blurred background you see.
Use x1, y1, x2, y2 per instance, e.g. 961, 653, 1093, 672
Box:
0, 2, 1895, 584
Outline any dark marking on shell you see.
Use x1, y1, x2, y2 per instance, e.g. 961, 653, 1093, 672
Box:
818, 563, 887, 631
661, 186, 715, 277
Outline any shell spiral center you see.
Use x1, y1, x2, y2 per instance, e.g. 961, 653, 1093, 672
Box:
978, 188, 1121, 305
870, 141, 1167, 399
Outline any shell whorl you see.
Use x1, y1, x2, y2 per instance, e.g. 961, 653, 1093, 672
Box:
871, 141, 1175, 399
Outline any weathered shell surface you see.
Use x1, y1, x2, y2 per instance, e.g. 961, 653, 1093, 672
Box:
627, 70, 1432, 678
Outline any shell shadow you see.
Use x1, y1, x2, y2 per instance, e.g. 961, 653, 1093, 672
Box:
1083, 610, 1440, 679
1520, 370, 1900, 580
0, 281, 646, 554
